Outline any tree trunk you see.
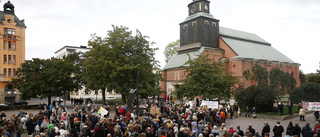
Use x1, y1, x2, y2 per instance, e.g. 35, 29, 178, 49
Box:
122, 94, 126, 105
64, 91, 67, 106
102, 89, 106, 106
48, 95, 51, 106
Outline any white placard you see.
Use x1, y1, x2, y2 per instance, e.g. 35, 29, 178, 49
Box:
201, 101, 219, 109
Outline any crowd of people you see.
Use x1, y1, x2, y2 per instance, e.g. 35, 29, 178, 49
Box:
0, 97, 319, 137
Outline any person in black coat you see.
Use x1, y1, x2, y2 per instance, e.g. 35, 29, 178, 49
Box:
261, 122, 270, 137
287, 100, 293, 115
273, 121, 284, 137
301, 123, 313, 137
294, 123, 301, 137
247, 124, 256, 135
314, 111, 319, 121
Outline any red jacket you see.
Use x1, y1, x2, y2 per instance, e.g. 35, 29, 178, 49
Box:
126, 111, 131, 120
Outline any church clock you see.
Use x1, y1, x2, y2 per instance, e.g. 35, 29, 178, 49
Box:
179, 0, 220, 53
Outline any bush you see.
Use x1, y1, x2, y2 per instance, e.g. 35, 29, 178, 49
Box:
290, 82, 320, 104
235, 85, 276, 113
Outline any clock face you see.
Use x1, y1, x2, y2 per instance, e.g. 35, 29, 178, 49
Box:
191, 5, 196, 13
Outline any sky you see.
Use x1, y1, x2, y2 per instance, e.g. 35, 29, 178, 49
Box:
7, 0, 320, 74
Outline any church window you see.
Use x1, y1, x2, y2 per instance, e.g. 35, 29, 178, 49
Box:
174, 72, 179, 80
85, 89, 89, 95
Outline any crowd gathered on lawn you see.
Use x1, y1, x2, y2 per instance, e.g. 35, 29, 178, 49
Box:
0, 96, 319, 137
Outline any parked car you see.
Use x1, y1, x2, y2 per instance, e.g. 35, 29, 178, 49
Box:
8, 100, 28, 106
0, 103, 5, 106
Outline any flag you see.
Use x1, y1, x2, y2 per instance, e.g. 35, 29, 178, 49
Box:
98, 107, 108, 116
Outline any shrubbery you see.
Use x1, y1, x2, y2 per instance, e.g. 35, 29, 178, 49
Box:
290, 82, 320, 103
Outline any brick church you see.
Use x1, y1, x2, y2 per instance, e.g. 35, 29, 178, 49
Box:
160, 0, 300, 95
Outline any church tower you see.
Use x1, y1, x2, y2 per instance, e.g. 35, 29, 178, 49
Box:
179, 0, 219, 53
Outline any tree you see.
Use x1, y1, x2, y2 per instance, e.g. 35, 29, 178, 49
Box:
236, 65, 296, 112
242, 65, 296, 96
235, 85, 276, 112
83, 25, 160, 105
290, 82, 320, 103
164, 39, 179, 63
299, 70, 306, 84
174, 51, 239, 100
305, 70, 320, 84
12, 54, 81, 105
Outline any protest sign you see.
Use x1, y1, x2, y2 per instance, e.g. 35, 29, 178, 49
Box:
200, 101, 219, 109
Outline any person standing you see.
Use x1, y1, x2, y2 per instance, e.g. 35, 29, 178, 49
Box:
234, 103, 239, 118
294, 123, 301, 137
287, 100, 293, 115
273, 100, 278, 113
279, 101, 284, 115
301, 123, 313, 137
273, 121, 284, 137
299, 107, 306, 121
314, 111, 319, 122
262, 121, 270, 137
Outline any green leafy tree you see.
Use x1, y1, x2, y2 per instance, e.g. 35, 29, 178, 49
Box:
12, 54, 81, 105
164, 40, 179, 63
305, 70, 320, 83
236, 65, 296, 112
299, 70, 306, 84
290, 82, 320, 103
174, 51, 239, 100
83, 25, 160, 105
235, 85, 276, 112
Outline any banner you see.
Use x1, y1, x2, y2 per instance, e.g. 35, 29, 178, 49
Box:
98, 107, 109, 116
200, 101, 219, 109
307, 102, 320, 111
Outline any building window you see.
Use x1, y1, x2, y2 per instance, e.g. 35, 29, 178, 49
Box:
8, 41, 11, 49
4, 68, 6, 77
13, 69, 15, 77
13, 55, 15, 64
4, 41, 7, 49
174, 72, 179, 80
12, 42, 15, 50
8, 69, 11, 77
4, 28, 15, 35
8, 55, 11, 64
4, 55, 7, 64
85, 89, 89, 95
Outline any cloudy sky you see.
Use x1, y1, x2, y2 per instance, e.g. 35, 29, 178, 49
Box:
9, 0, 320, 73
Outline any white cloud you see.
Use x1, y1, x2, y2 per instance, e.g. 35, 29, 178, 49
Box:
8, 0, 320, 73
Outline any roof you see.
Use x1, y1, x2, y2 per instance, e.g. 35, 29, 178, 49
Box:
0, 11, 26, 27
163, 47, 206, 70
221, 36, 295, 63
219, 26, 270, 45
54, 46, 89, 54
163, 26, 296, 70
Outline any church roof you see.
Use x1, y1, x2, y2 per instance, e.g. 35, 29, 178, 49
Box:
163, 26, 295, 70
221, 36, 294, 63
163, 47, 206, 70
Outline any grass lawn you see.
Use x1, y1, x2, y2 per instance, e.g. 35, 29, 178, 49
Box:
259, 105, 299, 116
